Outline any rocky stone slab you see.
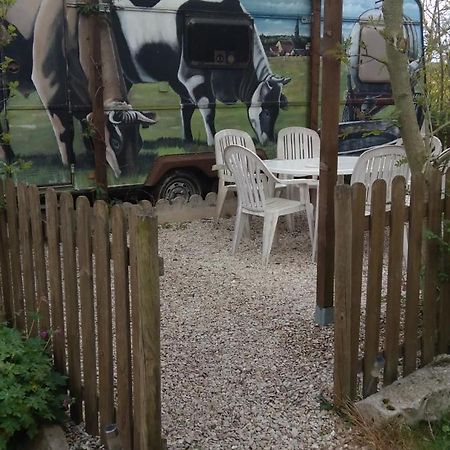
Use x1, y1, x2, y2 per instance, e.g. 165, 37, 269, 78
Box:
24, 425, 69, 450
355, 354, 450, 426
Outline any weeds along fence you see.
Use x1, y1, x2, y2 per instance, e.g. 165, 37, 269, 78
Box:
0, 179, 164, 450
334, 170, 450, 406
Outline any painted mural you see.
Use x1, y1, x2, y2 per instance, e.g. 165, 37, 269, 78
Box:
0, 0, 422, 195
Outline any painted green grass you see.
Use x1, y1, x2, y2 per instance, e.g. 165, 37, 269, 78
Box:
4, 57, 350, 188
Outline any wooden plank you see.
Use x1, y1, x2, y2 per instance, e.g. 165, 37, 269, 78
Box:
384, 176, 406, 386
362, 179, 386, 398
5, 179, 24, 329
76, 196, 98, 436
403, 174, 425, 375
111, 205, 133, 450
309, 0, 321, 131
350, 183, 366, 399
45, 189, 65, 374
136, 212, 162, 450
93, 200, 114, 439
316, 0, 344, 315
422, 168, 441, 365
0, 180, 13, 323
128, 205, 141, 450
60, 192, 82, 422
333, 185, 353, 406
438, 171, 450, 354
17, 183, 35, 333
28, 186, 50, 333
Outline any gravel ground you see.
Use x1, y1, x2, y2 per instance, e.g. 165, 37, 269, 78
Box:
158, 215, 357, 449
66, 214, 359, 449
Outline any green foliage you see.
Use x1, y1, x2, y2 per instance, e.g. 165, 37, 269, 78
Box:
0, 325, 68, 449
76, 2, 101, 16
408, 410, 450, 449
0, 158, 32, 178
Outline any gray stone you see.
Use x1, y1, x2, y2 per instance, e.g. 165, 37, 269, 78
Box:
24, 425, 69, 450
355, 354, 450, 426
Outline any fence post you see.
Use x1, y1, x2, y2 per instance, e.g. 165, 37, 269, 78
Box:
135, 212, 162, 449
334, 184, 353, 406
0, 180, 13, 323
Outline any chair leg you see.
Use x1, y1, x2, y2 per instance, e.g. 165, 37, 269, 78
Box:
403, 223, 409, 267
231, 206, 246, 255
262, 213, 279, 265
216, 181, 228, 222
312, 196, 319, 263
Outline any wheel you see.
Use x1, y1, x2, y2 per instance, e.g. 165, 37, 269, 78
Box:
155, 170, 203, 201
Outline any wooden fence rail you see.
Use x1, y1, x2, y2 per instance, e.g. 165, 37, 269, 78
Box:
0, 180, 163, 450
334, 171, 450, 406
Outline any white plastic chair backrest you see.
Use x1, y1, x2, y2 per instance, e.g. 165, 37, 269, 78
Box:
351, 145, 410, 206
277, 127, 320, 159
214, 129, 256, 183
390, 135, 442, 156
224, 145, 278, 213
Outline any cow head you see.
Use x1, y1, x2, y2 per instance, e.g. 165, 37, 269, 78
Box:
247, 75, 291, 145
87, 108, 156, 177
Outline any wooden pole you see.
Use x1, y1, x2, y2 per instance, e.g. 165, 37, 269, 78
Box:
136, 212, 162, 450
309, 0, 321, 131
315, 0, 343, 325
88, 0, 108, 199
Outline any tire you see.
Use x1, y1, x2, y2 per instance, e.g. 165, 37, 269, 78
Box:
155, 170, 203, 202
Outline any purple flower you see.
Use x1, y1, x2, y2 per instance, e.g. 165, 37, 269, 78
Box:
39, 330, 49, 340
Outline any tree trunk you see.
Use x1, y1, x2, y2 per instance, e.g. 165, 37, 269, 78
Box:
383, 0, 428, 175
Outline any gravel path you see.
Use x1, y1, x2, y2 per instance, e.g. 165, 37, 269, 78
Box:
158, 216, 357, 449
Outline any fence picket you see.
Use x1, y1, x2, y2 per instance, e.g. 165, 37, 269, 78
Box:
384, 176, 406, 386
111, 205, 133, 450
403, 174, 425, 375
334, 185, 353, 406
438, 172, 450, 354
76, 197, 98, 435
128, 205, 141, 450
28, 186, 50, 333
17, 183, 35, 333
45, 189, 66, 374
363, 179, 386, 398
60, 192, 82, 422
0, 180, 13, 323
135, 212, 162, 450
93, 201, 114, 439
422, 168, 442, 365
5, 179, 24, 329
350, 183, 366, 399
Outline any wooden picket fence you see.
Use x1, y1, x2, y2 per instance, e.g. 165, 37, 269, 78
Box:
334, 169, 450, 405
0, 179, 163, 450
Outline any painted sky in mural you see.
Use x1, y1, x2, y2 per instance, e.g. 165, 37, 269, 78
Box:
241, 0, 421, 37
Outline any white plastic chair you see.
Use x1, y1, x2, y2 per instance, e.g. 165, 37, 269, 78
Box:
353, 145, 410, 264
312, 145, 411, 263
276, 127, 321, 230
224, 145, 314, 265
214, 129, 256, 220
350, 145, 410, 210
277, 126, 321, 160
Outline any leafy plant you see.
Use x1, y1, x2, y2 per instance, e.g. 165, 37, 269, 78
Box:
0, 158, 32, 178
0, 325, 68, 449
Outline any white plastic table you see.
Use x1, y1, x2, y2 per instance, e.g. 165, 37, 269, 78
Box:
264, 156, 359, 178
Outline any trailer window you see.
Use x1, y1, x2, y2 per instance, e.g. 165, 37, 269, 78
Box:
185, 16, 253, 68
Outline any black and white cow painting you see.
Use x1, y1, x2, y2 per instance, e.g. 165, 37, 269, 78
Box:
2, 0, 156, 176
112, 0, 291, 145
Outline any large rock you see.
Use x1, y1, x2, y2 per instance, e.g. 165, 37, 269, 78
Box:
355, 354, 450, 426
24, 425, 69, 450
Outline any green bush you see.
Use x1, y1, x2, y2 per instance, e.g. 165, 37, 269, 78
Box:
0, 325, 68, 449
